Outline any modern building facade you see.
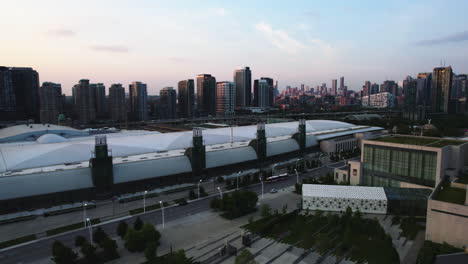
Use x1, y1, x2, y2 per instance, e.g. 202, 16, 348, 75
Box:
159, 87, 177, 119
177, 79, 195, 118
196, 74, 216, 115
234, 67, 252, 107
75, 79, 96, 124
331, 79, 337, 95
431, 66, 453, 113
39, 82, 63, 124
129, 81, 148, 121
260, 77, 274, 107
361, 92, 394, 108
216, 81, 235, 116
108, 84, 127, 122
350, 135, 468, 189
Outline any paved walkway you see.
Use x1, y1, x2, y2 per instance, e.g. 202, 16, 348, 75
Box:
402, 231, 425, 264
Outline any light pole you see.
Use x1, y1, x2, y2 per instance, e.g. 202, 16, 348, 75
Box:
294, 169, 299, 184
236, 171, 241, 190
83, 202, 87, 227
143, 190, 148, 213
86, 218, 93, 243
259, 177, 264, 199
159, 201, 165, 229
217, 187, 223, 199
198, 179, 203, 199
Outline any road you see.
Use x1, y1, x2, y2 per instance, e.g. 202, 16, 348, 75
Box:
0, 162, 339, 264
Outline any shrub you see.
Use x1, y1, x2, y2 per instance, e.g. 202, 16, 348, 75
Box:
235, 249, 257, 264
117, 220, 128, 238
93, 227, 108, 246
101, 237, 119, 260
134, 217, 143, 231
124, 228, 145, 252
51, 240, 78, 264
260, 204, 272, 218
74, 235, 86, 248
81, 242, 98, 263
145, 241, 157, 261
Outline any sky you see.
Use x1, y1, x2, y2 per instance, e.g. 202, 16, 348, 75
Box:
2, 0, 468, 95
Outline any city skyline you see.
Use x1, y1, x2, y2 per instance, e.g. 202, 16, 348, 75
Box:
2, 0, 468, 95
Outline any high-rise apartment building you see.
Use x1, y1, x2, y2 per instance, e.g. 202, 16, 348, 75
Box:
129, 81, 148, 121
216, 81, 235, 116
257, 80, 271, 107
331, 79, 338, 95
0, 67, 16, 119
339, 77, 345, 89
39, 82, 62, 124
93, 83, 106, 117
431, 66, 453, 113
108, 84, 127, 122
159, 87, 177, 119
75, 79, 96, 124
196, 74, 216, 115
177, 79, 195, 118
260, 77, 274, 107
233, 67, 252, 107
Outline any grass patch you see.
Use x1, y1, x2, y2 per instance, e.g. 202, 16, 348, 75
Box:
46, 218, 101, 236
434, 183, 466, 205
0, 215, 37, 225
371, 136, 464, 148
0, 234, 37, 249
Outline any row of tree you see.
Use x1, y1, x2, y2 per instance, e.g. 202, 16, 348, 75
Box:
210, 190, 258, 219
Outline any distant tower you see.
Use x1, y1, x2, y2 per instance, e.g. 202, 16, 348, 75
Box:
233, 67, 252, 107
293, 119, 306, 151
196, 74, 217, 115
160, 87, 177, 119
129, 81, 148, 121
178, 79, 195, 118
75, 79, 96, 124
89, 135, 113, 197
39, 82, 62, 124
109, 84, 127, 122
185, 128, 206, 177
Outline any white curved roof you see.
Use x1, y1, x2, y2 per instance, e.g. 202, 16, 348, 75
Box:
0, 124, 87, 143
0, 120, 380, 173
36, 134, 69, 144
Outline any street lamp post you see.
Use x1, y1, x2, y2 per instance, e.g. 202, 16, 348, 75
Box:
198, 179, 202, 199
217, 187, 223, 199
294, 169, 299, 184
83, 202, 87, 227
86, 218, 93, 243
143, 190, 148, 213
259, 177, 264, 199
236, 171, 241, 190
159, 201, 165, 229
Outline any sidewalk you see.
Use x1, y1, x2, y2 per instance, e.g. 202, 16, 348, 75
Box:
111, 186, 300, 264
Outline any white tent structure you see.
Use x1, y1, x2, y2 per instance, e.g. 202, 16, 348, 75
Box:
302, 184, 388, 214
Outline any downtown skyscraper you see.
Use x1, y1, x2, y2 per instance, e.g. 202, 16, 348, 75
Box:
196, 74, 216, 115
109, 84, 127, 122
233, 67, 251, 107
39, 82, 62, 124
216, 81, 235, 116
129, 81, 148, 121
159, 87, 177, 119
177, 79, 195, 118
431, 66, 453, 113
75, 79, 96, 124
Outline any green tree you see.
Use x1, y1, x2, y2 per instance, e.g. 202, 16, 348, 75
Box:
124, 228, 145, 252
134, 217, 144, 231
81, 242, 98, 264
117, 220, 128, 238
189, 189, 196, 200
101, 237, 119, 260
93, 226, 108, 246
235, 249, 258, 264
52, 240, 78, 264
260, 204, 272, 218
282, 204, 288, 214
74, 235, 86, 247
199, 186, 208, 197
145, 241, 157, 261
141, 223, 161, 246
